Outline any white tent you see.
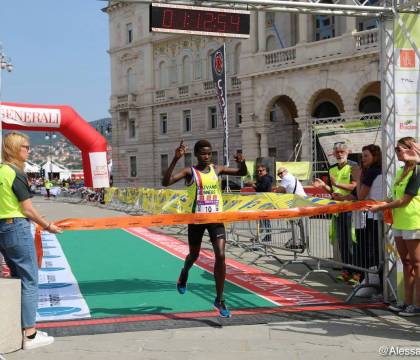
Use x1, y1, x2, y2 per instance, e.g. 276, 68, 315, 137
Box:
24, 161, 40, 174
41, 160, 72, 180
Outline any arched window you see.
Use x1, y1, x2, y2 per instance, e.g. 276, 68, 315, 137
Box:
312, 101, 340, 118
158, 61, 168, 89
266, 35, 277, 51
182, 55, 192, 84
359, 96, 381, 114
127, 68, 136, 94
233, 43, 241, 75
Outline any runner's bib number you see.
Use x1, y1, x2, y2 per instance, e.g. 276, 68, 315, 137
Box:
196, 200, 219, 213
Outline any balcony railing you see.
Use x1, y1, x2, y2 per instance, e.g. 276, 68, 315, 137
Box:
264, 47, 296, 67
115, 94, 137, 109
178, 85, 189, 96
252, 29, 379, 73
231, 77, 241, 89
354, 28, 379, 51
155, 90, 165, 101
117, 95, 128, 103
204, 81, 215, 91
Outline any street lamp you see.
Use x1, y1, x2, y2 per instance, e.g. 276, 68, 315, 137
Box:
45, 132, 56, 180
0, 44, 13, 160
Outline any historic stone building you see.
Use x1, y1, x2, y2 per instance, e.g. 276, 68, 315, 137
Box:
104, 2, 380, 188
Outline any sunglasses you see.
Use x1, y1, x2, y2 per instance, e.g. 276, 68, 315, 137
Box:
257, 169, 266, 172
21, 145, 30, 151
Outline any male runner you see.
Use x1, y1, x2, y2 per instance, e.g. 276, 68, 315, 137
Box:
162, 139, 247, 317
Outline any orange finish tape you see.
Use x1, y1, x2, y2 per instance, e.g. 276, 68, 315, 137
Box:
54, 200, 381, 230
34, 200, 387, 268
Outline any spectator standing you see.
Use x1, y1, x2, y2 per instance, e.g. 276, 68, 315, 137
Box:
370, 137, 420, 316
336, 145, 383, 294
250, 165, 274, 242
313, 142, 358, 284
44, 178, 52, 199
0, 132, 62, 349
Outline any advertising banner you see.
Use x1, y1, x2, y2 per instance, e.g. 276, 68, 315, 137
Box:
394, 14, 420, 301
211, 44, 229, 166
394, 14, 420, 140
89, 152, 110, 188
0, 105, 61, 128
36, 232, 90, 322
314, 120, 381, 165
275, 162, 311, 181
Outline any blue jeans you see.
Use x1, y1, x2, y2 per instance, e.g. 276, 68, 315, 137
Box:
0, 218, 38, 329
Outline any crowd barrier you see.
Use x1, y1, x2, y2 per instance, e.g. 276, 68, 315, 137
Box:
52, 186, 392, 303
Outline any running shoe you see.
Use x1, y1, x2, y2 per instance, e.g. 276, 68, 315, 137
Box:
176, 268, 188, 295
398, 304, 420, 317
388, 302, 408, 312
213, 298, 231, 318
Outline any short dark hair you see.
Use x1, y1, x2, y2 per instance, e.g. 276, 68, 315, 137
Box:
194, 139, 212, 154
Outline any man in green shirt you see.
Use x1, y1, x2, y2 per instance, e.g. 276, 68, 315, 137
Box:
313, 142, 358, 283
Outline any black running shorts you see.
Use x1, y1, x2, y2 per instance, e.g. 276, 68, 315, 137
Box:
187, 223, 226, 247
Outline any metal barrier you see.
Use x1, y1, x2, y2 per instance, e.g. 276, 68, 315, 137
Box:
228, 209, 384, 303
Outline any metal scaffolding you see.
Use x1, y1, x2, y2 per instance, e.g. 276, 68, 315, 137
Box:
107, 0, 419, 16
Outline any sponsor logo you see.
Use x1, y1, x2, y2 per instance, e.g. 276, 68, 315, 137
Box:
400, 49, 415, 68
37, 306, 81, 317
93, 165, 108, 177
214, 50, 224, 75
0, 105, 61, 128
39, 282, 72, 289
399, 120, 417, 130
40, 267, 65, 272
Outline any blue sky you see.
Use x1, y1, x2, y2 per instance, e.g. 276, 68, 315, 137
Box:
0, 0, 110, 122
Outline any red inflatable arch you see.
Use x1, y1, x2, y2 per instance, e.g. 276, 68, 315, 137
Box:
1, 102, 109, 188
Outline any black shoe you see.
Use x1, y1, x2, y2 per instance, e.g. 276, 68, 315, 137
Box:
176, 269, 188, 294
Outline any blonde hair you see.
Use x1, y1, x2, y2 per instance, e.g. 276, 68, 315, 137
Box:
396, 136, 417, 185
2, 132, 29, 171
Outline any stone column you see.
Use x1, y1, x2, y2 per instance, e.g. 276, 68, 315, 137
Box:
258, 128, 269, 157
298, 14, 309, 43
258, 11, 266, 52
295, 115, 311, 162
240, 78, 259, 160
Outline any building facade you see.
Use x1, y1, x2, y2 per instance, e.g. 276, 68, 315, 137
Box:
104, 2, 380, 188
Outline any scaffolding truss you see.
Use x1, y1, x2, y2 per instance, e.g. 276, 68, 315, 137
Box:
107, 0, 418, 16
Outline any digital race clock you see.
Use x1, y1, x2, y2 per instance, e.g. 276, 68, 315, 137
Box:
150, 3, 250, 38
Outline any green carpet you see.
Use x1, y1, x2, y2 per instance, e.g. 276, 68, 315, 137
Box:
58, 229, 275, 318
